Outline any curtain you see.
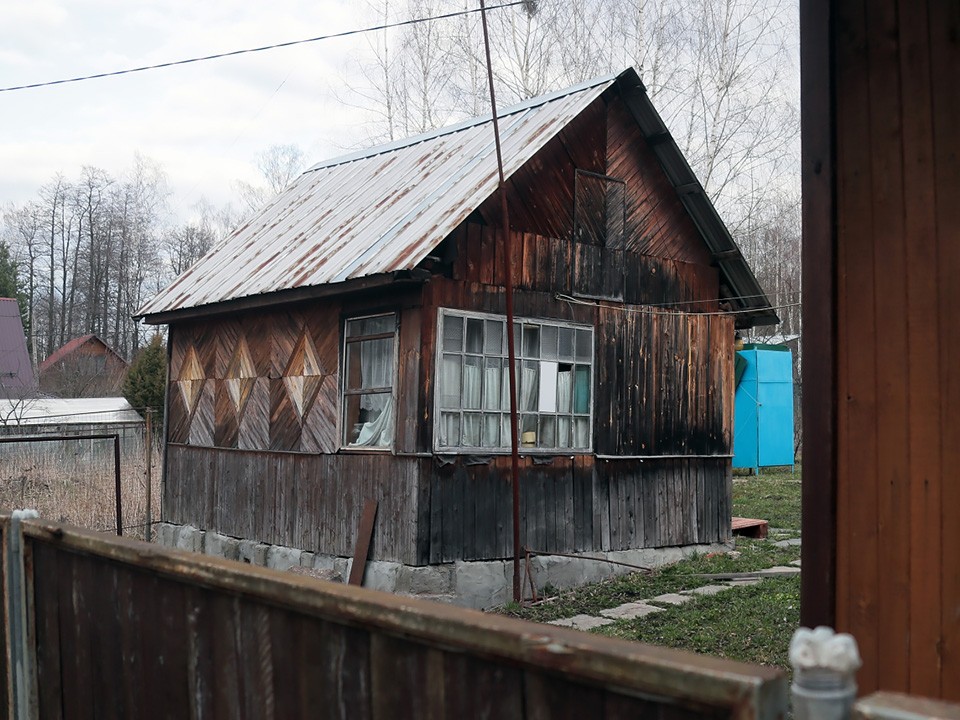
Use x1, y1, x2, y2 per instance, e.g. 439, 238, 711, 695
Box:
351, 394, 394, 447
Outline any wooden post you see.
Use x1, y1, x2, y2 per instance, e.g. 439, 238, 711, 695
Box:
145, 409, 153, 543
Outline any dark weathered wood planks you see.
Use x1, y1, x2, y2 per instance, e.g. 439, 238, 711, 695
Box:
13, 518, 785, 719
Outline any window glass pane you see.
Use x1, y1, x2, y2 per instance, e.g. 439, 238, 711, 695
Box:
481, 413, 499, 447
442, 314, 464, 352
482, 358, 502, 409
463, 356, 482, 409
574, 365, 591, 414
557, 364, 574, 412
538, 361, 558, 412
519, 360, 539, 411
462, 413, 481, 447
573, 417, 590, 448
358, 337, 393, 388
466, 318, 483, 353
439, 354, 462, 408
575, 328, 592, 361
538, 416, 557, 448
513, 322, 521, 355
344, 392, 394, 447
484, 319, 504, 355
345, 339, 393, 391
557, 417, 572, 448
558, 327, 575, 361
347, 315, 393, 337
440, 412, 460, 446
522, 325, 540, 358
345, 342, 362, 391
520, 414, 537, 447
541, 325, 559, 360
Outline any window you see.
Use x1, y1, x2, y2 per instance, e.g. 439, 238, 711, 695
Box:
342, 313, 397, 449
436, 310, 593, 453
572, 169, 626, 249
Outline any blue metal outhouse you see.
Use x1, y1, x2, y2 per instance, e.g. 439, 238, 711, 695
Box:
733, 345, 795, 472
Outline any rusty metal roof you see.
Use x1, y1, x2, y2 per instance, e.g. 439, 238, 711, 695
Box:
137, 67, 776, 328
136, 73, 618, 320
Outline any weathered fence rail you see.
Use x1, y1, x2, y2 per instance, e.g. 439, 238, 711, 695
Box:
0, 515, 789, 719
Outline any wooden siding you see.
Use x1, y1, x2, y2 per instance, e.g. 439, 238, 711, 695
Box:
421, 278, 733, 459
606, 96, 713, 266
419, 456, 731, 564
805, 0, 960, 700
447, 223, 719, 308
12, 518, 787, 719
165, 445, 421, 565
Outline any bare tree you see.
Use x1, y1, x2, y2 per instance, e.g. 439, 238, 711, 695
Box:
236, 143, 307, 213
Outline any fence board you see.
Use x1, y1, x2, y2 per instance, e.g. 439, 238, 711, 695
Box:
4, 517, 786, 719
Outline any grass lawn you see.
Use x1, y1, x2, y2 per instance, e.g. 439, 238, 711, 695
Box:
732, 465, 802, 532
497, 467, 803, 673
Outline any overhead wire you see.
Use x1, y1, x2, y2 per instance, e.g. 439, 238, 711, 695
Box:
0, 1, 528, 94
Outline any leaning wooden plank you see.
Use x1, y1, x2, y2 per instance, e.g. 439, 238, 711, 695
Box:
348, 499, 379, 587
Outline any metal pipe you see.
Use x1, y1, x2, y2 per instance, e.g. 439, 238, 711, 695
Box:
114, 435, 123, 536
524, 548, 652, 574
145, 409, 153, 542
479, 0, 523, 604
8, 509, 38, 720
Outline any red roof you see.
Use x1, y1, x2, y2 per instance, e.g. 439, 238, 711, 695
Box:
38, 334, 127, 373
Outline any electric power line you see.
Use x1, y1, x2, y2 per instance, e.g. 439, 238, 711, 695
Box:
0, 2, 527, 94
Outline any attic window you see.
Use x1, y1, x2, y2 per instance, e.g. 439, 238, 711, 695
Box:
572, 169, 626, 249
342, 313, 397, 450
435, 310, 593, 453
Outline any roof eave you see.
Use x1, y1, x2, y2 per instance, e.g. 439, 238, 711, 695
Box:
136, 272, 427, 326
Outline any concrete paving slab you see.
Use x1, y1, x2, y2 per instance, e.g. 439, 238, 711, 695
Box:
725, 578, 762, 586
547, 614, 615, 631
790, 559, 802, 566
773, 537, 802, 548
757, 565, 801, 575
599, 602, 664, 620
683, 584, 732, 596
651, 593, 694, 605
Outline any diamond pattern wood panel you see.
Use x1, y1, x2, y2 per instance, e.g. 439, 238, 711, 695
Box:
168, 301, 342, 452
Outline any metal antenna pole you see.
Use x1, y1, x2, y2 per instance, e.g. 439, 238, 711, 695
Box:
479, 0, 522, 603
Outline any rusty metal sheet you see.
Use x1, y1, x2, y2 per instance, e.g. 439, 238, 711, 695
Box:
136, 74, 618, 319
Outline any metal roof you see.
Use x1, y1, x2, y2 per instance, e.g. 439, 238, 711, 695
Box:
0, 397, 143, 427
137, 68, 776, 328
0, 297, 35, 392
136, 74, 617, 320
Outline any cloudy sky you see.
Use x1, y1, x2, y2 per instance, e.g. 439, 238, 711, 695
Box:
0, 1, 401, 218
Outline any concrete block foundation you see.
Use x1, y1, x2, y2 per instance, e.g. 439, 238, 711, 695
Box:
155, 522, 730, 610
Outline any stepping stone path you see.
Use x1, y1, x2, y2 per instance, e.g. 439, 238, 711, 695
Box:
599, 602, 663, 620
545, 540, 802, 631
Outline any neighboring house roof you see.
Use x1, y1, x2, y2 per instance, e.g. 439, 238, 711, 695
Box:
0, 297, 34, 391
0, 397, 142, 427
38, 334, 128, 374
136, 67, 777, 327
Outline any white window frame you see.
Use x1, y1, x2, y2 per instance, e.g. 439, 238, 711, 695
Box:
434, 309, 594, 454
340, 312, 398, 451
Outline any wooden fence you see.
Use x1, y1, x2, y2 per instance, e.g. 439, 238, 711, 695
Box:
0, 516, 789, 719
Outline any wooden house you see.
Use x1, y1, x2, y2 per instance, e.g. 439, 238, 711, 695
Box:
136, 68, 776, 589
38, 334, 128, 398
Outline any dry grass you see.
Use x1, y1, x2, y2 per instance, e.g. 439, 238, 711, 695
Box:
0, 434, 162, 540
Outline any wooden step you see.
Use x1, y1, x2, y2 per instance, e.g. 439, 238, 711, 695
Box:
731, 517, 769, 539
